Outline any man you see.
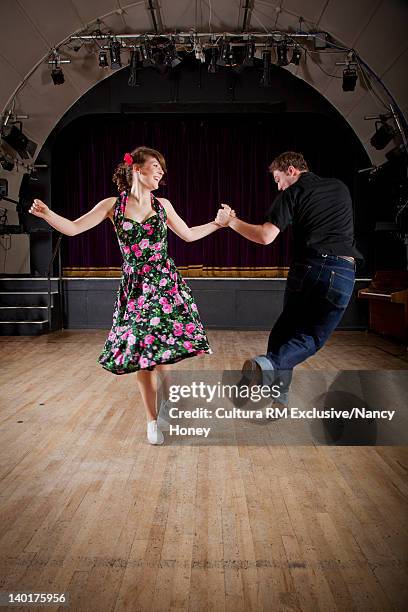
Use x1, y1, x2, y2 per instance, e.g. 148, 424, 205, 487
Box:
216, 151, 362, 406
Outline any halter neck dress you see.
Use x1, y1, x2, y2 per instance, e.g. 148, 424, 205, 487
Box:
98, 192, 212, 374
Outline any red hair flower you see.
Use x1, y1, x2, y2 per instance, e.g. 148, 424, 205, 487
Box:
123, 152, 133, 166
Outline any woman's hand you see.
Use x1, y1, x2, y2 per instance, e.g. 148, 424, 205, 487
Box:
215, 203, 236, 227
29, 199, 50, 219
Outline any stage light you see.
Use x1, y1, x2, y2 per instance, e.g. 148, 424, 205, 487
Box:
141, 42, 155, 67
109, 39, 122, 69
261, 49, 271, 87
128, 48, 141, 86
370, 119, 395, 150
2, 124, 37, 159
216, 42, 229, 67
47, 49, 70, 85
208, 47, 218, 73
290, 45, 302, 65
276, 41, 289, 66
165, 43, 182, 69
194, 41, 206, 64
243, 41, 255, 67
51, 67, 65, 85
0, 156, 14, 171
98, 50, 108, 67
342, 68, 357, 92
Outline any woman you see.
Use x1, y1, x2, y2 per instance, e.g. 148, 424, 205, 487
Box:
29, 146, 225, 445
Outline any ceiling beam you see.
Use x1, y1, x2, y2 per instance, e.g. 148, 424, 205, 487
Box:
240, 0, 255, 32
145, 0, 164, 33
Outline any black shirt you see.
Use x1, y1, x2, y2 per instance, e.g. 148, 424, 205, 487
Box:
265, 172, 362, 259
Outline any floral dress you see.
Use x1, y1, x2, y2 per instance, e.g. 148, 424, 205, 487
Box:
98, 191, 212, 374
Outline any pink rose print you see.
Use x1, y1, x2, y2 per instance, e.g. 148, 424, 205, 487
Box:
161, 350, 172, 360
115, 354, 124, 365
142, 223, 153, 235
159, 297, 168, 305
141, 264, 152, 274
139, 238, 150, 250
152, 242, 162, 250
108, 331, 116, 342
128, 300, 136, 312
139, 357, 149, 368
123, 246, 131, 254
186, 323, 196, 334
162, 303, 173, 314
127, 333, 136, 346
173, 322, 183, 336
159, 278, 167, 287
131, 244, 142, 257
123, 221, 133, 231
137, 296, 145, 307
142, 283, 151, 294
144, 334, 155, 345
174, 294, 183, 306
191, 303, 198, 312
167, 337, 175, 345
183, 341, 193, 350
150, 317, 160, 325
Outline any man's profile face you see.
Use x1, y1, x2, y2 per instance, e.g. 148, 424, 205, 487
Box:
272, 167, 299, 191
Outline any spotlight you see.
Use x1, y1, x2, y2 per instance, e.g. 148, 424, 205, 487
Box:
98, 50, 108, 68
370, 119, 395, 150
290, 45, 302, 65
342, 68, 357, 92
141, 42, 155, 67
47, 49, 70, 85
276, 41, 289, 67
0, 157, 14, 171
193, 40, 206, 64
216, 42, 231, 67
128, 48, 141, 86
261, 49, 271, 87
242, 41, 255, 67
2, 124, 37, 159
51, 66, 64, 85
208, 47, 218, 73
165, 43, 182, 69
109, 38, 122, 69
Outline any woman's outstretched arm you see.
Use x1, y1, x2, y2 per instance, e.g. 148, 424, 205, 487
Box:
29, 197, 116, 236
158, 197, 230, 242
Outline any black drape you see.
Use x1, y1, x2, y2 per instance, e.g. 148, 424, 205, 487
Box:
52, 112, 366, 275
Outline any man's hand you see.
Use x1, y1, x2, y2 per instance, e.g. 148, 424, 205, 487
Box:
215, 203, 236, 227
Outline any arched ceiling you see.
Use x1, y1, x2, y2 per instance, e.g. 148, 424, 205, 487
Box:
0, 0, 407, 170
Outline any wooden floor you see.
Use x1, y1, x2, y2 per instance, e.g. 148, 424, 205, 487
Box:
0, 330, 407, 611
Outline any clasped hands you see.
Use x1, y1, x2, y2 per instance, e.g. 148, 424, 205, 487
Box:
215, 204, 236, 227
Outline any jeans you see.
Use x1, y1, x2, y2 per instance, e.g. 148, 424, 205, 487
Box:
266, 255, 356, 404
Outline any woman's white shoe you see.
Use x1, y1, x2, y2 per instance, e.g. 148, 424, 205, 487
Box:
147, 420, 164, 445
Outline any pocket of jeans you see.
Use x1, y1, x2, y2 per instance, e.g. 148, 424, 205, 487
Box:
326, 270, 355, 308
286, 263, 312, 292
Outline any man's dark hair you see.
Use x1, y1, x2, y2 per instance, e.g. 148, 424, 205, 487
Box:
269, 151, 309, 173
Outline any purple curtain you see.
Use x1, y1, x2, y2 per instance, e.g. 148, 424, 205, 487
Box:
52, 113, 361, 274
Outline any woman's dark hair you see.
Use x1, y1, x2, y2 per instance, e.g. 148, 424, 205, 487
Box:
269, 151, 309, 173
112, 146, 167, 192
